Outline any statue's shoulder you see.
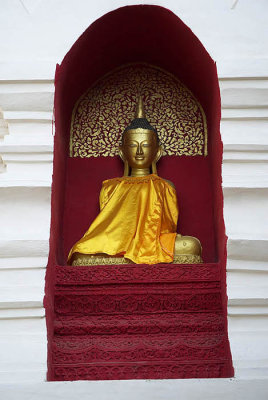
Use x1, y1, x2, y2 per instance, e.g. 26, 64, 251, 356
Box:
102, 176, 123, 186
163, 178, 176, 189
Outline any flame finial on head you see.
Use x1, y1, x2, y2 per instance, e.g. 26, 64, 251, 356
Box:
135, 96, 146, 119
124, 96, 157, 134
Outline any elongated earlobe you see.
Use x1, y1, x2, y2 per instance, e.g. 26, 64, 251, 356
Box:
152, 147, 162, 175
152, 160, 157, 175
119, 147, 129, 176
124, 160, 129, 176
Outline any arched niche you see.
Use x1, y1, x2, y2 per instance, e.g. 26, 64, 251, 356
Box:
48, 5, 223, 267
45, 5, 233, 381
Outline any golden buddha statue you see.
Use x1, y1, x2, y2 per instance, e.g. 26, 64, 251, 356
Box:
68, 97, 202, 266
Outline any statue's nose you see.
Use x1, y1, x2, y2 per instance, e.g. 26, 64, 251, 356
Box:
136, 144, 144, 155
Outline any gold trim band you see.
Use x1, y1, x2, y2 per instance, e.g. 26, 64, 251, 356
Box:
71, 254, 203, 266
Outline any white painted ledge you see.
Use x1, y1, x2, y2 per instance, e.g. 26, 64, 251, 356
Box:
0, 257, 48, 270
0, 308, 45, 319
0, 179, 52, 188
0, 378, 268, 400
0, 240, 49, 258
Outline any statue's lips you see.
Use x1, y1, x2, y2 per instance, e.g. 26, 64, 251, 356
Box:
135, 157, 145, 160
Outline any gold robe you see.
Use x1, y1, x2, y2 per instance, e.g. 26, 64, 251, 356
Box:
68, 174, 178, 264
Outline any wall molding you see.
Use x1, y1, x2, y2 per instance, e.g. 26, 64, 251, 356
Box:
0, 76, 267, 382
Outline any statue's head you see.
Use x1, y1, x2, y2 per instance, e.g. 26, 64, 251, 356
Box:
120, 97, 161, 175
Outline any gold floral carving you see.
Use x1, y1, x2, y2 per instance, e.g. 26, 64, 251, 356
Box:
72, 254, 203, 266
70, 64, 208, 158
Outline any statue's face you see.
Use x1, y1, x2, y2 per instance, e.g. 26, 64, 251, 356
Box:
122, 129, 159, 169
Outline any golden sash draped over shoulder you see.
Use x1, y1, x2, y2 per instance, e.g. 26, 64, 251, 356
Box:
68, 174, 178, 264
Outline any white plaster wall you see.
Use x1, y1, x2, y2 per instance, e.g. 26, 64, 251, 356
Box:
1, 0, 268, 79
0, 0, 267, 398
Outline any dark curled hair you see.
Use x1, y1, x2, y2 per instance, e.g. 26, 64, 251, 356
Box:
123, 118, 159, 143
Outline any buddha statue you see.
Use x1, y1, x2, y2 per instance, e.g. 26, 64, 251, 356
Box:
68, 97, 202, 266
